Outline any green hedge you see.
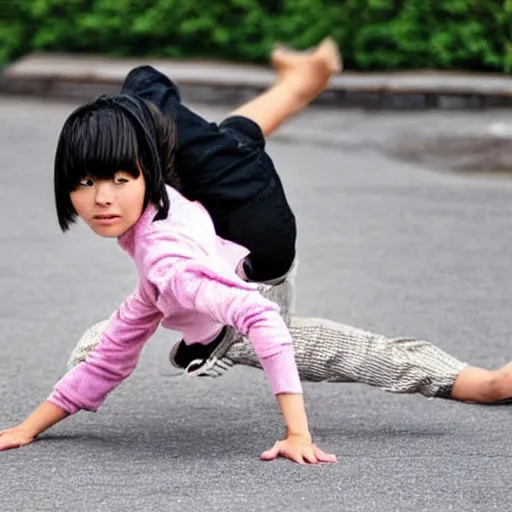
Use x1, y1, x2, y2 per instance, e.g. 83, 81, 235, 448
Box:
2, 0, 512, 72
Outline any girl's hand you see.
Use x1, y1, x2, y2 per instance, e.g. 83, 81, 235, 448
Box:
0, 427, 36, 451
260, 434, 337, 464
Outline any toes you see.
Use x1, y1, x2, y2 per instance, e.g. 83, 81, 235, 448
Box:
316, 38, 342, 73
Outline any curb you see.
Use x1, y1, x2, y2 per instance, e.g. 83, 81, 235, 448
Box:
2, 53, 512, 109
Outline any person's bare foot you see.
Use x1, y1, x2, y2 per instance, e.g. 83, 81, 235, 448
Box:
486, 361, 512, 402
271, 37, 342, 74
452, 362, 512, 403
270, 37, 342, 99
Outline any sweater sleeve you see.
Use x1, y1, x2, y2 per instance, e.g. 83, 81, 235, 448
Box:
47, 284, 163, 414
148, 257, 302, 395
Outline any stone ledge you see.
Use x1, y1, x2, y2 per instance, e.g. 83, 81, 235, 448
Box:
3, 53, 512, 109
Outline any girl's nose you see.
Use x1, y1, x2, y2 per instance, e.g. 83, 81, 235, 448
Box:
95, 183, 114, 205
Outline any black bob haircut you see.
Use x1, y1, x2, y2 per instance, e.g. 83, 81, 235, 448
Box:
54, 94, 179, 231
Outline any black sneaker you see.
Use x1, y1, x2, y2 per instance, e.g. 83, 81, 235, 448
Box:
169, 326, 239, 377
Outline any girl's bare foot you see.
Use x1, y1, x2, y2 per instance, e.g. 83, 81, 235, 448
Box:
228, 38, 342, 138
271, 38, 342, 75
452, 362, 512, 403
486, 362, 512, 402
270, 37, 342, 100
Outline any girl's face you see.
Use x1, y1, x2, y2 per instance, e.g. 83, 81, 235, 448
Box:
70, 171, 146, 238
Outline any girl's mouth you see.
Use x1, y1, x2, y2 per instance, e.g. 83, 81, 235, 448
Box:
93, 214, 121, 225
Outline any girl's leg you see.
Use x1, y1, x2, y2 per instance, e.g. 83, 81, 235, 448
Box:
226, 318, 463, 397
229, 37, 341, 138
123, 37, 341, 147
121, 37, 341, 179
225, 317, 512, 404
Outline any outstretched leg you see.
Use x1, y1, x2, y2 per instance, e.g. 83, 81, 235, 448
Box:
226, 318, 461, 397
229, 37, 341, 138
225, 316, 512, 404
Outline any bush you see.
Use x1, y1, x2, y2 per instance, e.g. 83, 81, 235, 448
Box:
1, 0, 511, 72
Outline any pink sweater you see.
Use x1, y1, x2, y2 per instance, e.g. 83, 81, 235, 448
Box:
48, 186, 302, 414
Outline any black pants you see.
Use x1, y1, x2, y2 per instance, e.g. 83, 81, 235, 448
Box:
121, 65, 296, 282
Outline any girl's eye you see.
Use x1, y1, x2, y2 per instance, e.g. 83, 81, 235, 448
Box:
114, 177, 128, 184
79, 178, 94, 187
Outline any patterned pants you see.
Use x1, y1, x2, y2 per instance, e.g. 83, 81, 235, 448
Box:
67, 264, 466, 399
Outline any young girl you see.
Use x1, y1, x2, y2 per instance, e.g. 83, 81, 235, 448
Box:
0, 91, 339, 464
66, 40, 512, 406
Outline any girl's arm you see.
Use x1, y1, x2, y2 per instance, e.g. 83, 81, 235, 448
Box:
47, 285, 162, 415
151, 259, 336, 463
1, 285, 162, 452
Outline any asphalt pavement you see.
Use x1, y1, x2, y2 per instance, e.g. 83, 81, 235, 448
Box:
1, 96, 511, 512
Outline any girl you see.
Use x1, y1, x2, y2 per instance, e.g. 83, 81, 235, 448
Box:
0, 92, 337, 464
66, 40, 512, 407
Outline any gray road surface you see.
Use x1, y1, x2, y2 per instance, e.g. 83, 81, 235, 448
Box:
1, 97, 511, 512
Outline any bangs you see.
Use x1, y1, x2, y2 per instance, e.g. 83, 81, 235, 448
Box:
57, 106, 141, 190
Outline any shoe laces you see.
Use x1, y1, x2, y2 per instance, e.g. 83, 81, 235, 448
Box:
162, 356, 234, 379
184, 356, 234, 377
